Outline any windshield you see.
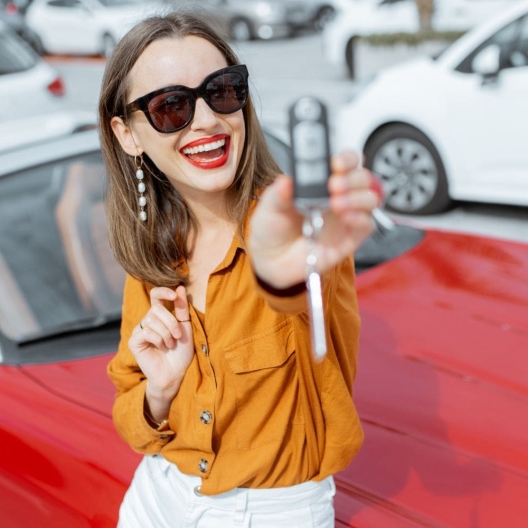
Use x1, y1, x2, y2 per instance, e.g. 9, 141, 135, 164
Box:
0, 30, 37, 76
0, 152, 125, 342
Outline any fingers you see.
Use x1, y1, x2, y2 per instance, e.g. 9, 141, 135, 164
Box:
328, 152, 382, 215
330, 151, 360, 175
173, 285, 191, 325
138, 286, 190, 351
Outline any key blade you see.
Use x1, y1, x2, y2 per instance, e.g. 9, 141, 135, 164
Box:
307, 270, 327, 360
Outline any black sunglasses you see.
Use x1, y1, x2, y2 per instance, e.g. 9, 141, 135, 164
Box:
125, 64, 249, 134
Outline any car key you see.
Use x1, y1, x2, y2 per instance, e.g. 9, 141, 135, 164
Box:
289, 96, 331, 360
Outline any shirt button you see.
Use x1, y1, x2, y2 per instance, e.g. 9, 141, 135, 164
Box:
198, 459, 208, 473
194, 485, 203, 497
200, 410, 212, 425
201, 343, 208, 356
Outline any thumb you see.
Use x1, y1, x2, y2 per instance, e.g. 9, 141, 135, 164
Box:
174, 285, 190, 323
259, 174, 294, 213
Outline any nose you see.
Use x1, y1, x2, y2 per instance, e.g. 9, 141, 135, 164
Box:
190, 97, 219, 131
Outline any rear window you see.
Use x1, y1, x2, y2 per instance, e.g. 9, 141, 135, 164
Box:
0, 30, 37, 75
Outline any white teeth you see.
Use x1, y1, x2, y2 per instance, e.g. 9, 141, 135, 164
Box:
183, 138, 226, 155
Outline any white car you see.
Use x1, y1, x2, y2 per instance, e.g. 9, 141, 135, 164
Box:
0, 23, 68, 121
335, 0, 528, 214
323, 0, 517, 77
25, 0, 162, 57
0, 110, 96, 153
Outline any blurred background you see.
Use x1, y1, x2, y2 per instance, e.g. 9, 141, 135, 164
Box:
2, 0, 528, 241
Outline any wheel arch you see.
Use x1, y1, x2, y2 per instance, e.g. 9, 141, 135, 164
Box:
345, 35, 360, 79
229, 17, 255, 40
362, 120, 456, 189
99, 31, 116, 57
315, 4, 336, 25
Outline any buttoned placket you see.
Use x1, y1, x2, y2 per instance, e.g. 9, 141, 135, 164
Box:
189, 235, 243, 483
191, 311, 216, 480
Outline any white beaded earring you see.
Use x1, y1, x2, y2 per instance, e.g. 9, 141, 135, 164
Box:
135, 155, 147, 222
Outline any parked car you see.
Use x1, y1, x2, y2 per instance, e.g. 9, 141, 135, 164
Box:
0, 110, 95, 153
334, 0, 528, 215
24, 0, 162, 57
282, 0, 337, 32
323, 0, 517, 77
1, 127, 527, 527
164, 0, 316, 42
0, 0, 43, 52
0, 23, 68, 121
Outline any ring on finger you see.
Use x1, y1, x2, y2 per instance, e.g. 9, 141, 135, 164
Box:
176, 318, 191, 323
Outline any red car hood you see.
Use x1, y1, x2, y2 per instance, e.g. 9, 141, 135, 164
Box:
20, 354, 117, 418
336, 229, 528, 527
20, 228, 528, 527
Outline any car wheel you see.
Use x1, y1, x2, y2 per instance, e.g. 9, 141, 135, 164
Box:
345, 37, 358, 79
364, 124, 451, 215
314, 6, 336, 31
230, 19, 253, 41
101, 34, 116, 58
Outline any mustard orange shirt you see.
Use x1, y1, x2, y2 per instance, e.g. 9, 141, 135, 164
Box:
107, 229, 364, 496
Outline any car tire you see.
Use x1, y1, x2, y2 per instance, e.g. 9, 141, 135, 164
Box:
101, 34, 116, 58
314, 6, 336, 31
364, 124, 451, 215
345, 37, 358, 79
230, 19, 253, 41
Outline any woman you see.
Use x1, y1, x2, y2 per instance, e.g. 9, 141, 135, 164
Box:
99, 10, 379, 528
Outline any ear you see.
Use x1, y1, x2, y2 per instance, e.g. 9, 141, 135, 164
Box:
110, 116, 143, 157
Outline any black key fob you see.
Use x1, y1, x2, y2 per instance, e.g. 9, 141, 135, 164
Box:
288, 96, 331, 212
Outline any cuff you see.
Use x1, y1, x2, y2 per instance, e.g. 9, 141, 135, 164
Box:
253, 273, 307, 314
115, 381, 175, 450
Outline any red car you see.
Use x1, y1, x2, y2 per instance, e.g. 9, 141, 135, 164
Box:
0, 130, 527, 527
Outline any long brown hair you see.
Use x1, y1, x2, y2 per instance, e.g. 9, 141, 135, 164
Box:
98, 11, 280, 288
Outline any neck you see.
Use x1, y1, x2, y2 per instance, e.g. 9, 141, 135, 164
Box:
195, 196, 232, 227
184, 191, 237, 244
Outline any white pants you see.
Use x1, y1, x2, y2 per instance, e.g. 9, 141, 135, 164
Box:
118, 455, 336, 528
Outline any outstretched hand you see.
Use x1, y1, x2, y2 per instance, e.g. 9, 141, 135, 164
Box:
249, 151, 379, 289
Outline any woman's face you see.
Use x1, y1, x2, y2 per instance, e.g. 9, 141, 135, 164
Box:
115, 36, 246, 204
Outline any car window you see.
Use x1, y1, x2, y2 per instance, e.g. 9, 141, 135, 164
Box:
46, 0, 82, 7
98, 0, 145, 6
511, 13, 528, 67
0, 152, 125, 343
455, 15, 526, 73
0, 30, 37, 75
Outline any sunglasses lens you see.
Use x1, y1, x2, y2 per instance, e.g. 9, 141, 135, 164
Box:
206, 72, 248, 113
148, 90, 192, 132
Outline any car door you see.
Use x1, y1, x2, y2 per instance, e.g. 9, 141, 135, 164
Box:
33, 0, 99, 54
443, 13, 528, 202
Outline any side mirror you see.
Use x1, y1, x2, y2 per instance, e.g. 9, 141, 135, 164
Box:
472, 44, 501, 82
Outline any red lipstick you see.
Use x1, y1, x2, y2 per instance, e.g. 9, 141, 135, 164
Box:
180, 134, 230, 169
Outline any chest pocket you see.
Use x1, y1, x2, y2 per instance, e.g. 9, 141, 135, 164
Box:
224, 319, 305, 450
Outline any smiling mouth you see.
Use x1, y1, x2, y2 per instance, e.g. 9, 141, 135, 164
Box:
182, 138, 226, 163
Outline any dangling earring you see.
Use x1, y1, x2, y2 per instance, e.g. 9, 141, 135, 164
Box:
135, 155, 147, 222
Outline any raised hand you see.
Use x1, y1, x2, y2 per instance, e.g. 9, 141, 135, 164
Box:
249, 151, 379, 289
128, 285, 194, 422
